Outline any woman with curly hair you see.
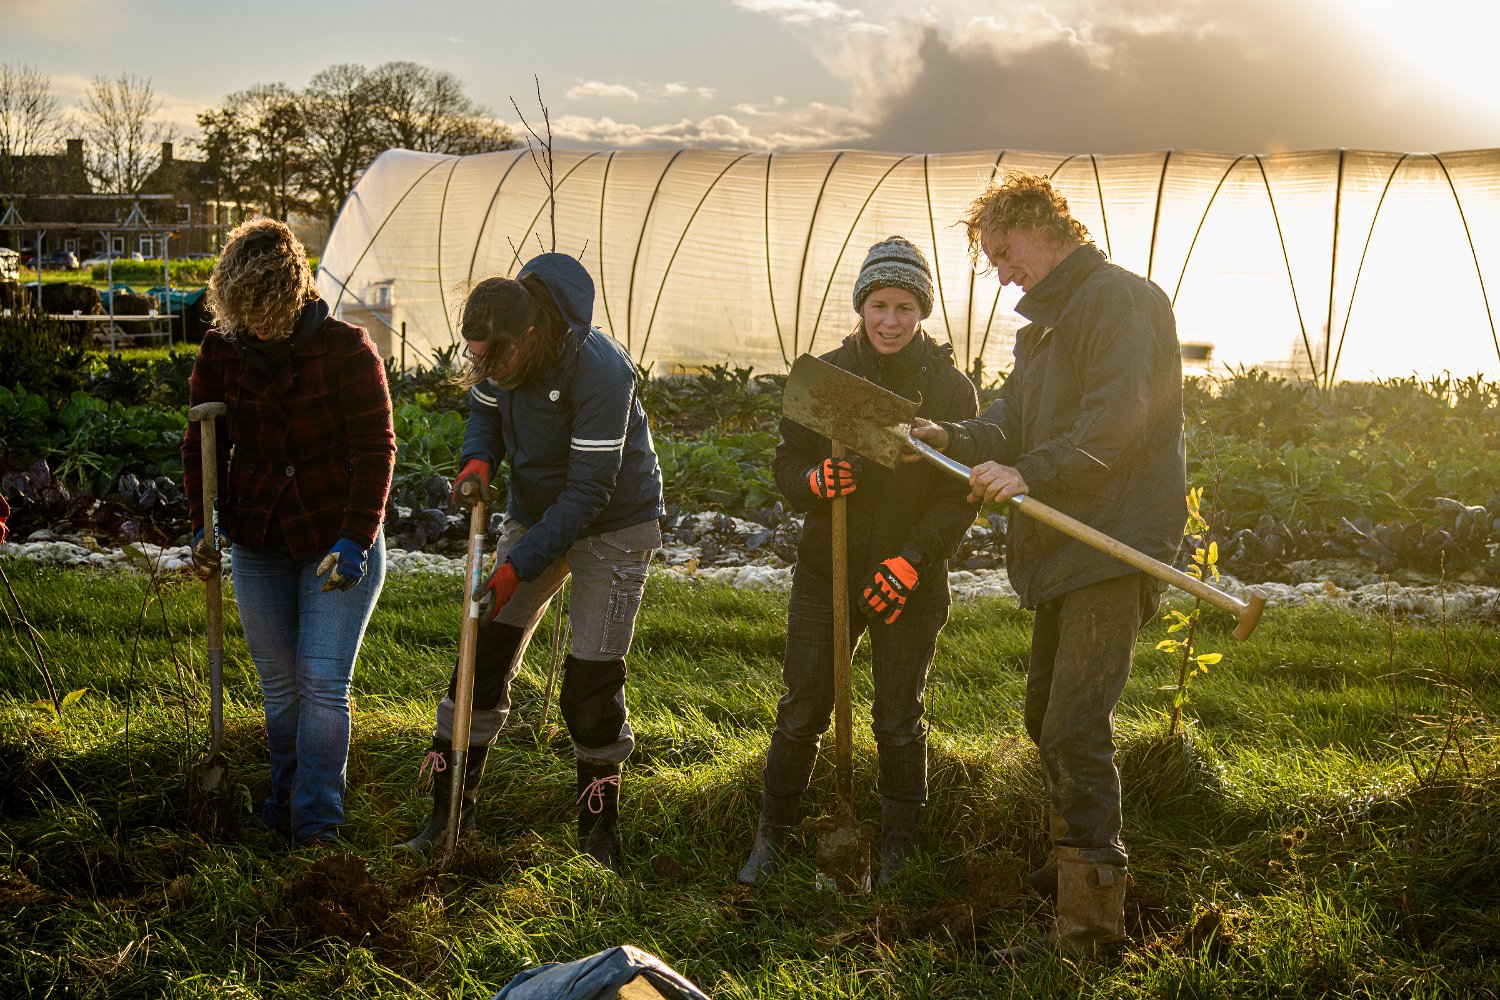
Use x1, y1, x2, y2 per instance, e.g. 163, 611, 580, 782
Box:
183, 218, 395, 847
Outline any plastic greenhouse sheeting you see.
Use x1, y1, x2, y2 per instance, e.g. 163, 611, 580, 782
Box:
317, 147, 1500, 384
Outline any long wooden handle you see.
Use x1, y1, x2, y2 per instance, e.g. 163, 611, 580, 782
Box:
830, 441, 854, 818
908, 438, 1266, 641
190, 402, 228, 756
441, 497, 489, 868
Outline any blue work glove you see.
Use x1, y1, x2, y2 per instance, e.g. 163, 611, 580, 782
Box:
316, 538, 368, 592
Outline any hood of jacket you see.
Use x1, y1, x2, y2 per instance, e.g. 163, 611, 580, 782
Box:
518, 253, 594, 338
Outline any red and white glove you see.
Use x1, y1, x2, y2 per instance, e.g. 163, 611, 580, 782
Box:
452, 458, 493, 508
807, 458, 857, 500
474, 559, 521, 623
861, 552, 920, 625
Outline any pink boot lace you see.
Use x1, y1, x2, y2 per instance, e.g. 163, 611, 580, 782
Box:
577, 774, 621, 814
418, 750, 448, 791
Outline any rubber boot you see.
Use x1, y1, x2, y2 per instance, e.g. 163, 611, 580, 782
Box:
578, 759, 622, 872
1053, 846, 1128, 957
395, 738, 490, 852
1022, 805, 1069, 900
737, 790, 801, 885
876, 799, 923, 886
988, 847, 1128, 964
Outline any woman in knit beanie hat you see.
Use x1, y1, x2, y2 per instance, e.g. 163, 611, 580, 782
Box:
739, 235, 978, 888
853, 235, 934, 320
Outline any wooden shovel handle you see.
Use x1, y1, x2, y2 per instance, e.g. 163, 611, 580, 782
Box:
441, 496, 488, 868
190, 401, 228, 763
830, 442, 854, 816
907, 437, 1266, 641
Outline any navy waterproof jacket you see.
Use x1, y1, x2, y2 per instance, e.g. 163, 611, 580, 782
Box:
460, 254, 664, 581
942, 244, 1186, 608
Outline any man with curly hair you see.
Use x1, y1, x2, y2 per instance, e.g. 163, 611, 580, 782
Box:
913, 170, 1186, 960
183, 218, 395, 847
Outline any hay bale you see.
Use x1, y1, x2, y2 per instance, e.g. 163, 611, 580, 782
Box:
38, 282, 102, 316
109, 292, 157, 316
0, 279, 32, 314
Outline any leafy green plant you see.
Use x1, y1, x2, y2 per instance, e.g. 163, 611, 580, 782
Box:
50, 392, 187, 493
1158, 487, 1225, 735
656, 431, 779, 512
0, 313, 92, 406
391, 402, 465, 480
0, 384, 53, 467
29, 687, 89, 723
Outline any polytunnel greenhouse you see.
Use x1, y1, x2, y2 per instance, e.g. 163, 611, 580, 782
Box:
316, 146, 1500, 384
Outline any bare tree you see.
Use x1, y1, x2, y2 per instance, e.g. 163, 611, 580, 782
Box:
197, 84, 310, 222
194, 104, 255, 221
77, 73, 174, 194
302, 63, 380, 227
235, 83, 310, 221
369, 61, 519, 154
0, 62, 65, 193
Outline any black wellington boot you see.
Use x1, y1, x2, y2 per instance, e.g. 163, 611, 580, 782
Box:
876, 799, 923, 886
395, 738, 490, 852
577, 759, 622, 872
737, 790, 801, 885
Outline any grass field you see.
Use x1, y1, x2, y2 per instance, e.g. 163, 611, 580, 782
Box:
1, 561, 1497, 998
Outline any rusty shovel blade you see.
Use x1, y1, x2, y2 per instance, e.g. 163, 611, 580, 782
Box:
783, 354, 917, 468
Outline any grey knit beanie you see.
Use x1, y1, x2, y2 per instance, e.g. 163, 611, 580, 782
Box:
853, 235, 934, 319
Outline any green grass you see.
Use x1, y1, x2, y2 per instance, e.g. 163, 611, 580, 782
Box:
1, 562, 1498, 998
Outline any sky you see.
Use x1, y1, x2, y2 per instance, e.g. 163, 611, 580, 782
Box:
4, 0, 1500, 156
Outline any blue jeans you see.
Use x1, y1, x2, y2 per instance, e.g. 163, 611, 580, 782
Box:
230, 533, 386, 842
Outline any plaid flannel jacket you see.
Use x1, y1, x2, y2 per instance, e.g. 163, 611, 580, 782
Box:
184, 316, 395, 561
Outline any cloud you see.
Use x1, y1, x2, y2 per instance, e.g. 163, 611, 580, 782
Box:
564, 81, 642, 102
656, 82, 717, 101
847, 2, 1500, 153
717, 0, 1500, 154
732, 0, 867, 25
550, 101, 866, 151
565, 80, 719, 104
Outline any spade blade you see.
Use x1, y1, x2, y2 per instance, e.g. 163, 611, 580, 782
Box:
782, 354, 918, 469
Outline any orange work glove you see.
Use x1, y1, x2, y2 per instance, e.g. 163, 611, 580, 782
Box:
474, 559, 521, 623
807, 458, 857, 499
861, 552, 920, 625
452, 458, 493, 508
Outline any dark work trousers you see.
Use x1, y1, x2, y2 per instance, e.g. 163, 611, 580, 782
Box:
434, 515, 659, 765
761, 566, 949, 807
1024, 572, 1162, 869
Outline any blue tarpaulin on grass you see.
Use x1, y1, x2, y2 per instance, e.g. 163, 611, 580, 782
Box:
146, 286, 207, 313
493, 945, 711, 1000
94, 283, 206, 314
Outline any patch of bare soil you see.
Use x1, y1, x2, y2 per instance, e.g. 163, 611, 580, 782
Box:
274, 853, 402, 953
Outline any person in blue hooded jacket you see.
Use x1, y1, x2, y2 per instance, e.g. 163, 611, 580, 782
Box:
397, 253, 664, 871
